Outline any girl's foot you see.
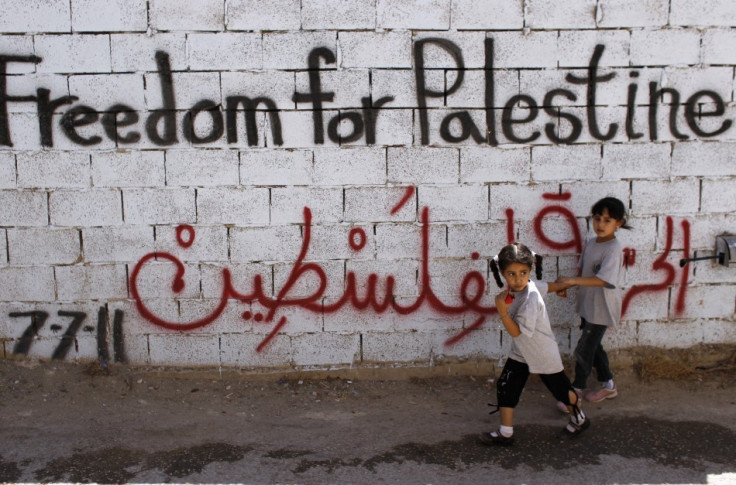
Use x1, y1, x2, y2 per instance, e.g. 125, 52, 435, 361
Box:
478, 429, 514, 446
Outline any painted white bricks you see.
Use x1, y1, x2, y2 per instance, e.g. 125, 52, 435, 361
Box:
1, 1, 736, 371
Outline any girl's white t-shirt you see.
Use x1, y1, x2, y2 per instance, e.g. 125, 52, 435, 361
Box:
577, 237, 624, 327
507, 280, 564, 375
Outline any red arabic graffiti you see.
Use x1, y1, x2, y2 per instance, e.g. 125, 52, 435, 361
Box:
130, 191, 691, 352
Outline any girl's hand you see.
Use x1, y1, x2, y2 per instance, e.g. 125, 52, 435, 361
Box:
495, 291, 512, 314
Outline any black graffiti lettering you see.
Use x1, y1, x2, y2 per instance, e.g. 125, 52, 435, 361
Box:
543, 89, 582, 144
648, 82, 688, 141
96, 306, 110, 363
36, 88, 77, 147
145, 51, 178, 146
293, 48, 336, 145
439, 111, 485, 143
101, 104, 141, 144
10, 311, 49, 355
625, 72, 644, 140
0, 55, 42, 147
60, 105, 102, 146
183, 100, 224, 144
226, 96, 283, 146
52, 311, 86, 360
327, 111, 363, 143
502, 94, 540, 144
113, 309, 126, 363
415, 38, 465, 145
484, 37, 498, 146
685, 90, 733, 137
565, 44, 618, 141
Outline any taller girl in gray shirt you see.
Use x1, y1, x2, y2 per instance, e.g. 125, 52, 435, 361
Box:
557, 197, 630, 405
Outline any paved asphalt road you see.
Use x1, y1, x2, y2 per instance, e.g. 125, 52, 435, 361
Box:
1, 358, 735, 484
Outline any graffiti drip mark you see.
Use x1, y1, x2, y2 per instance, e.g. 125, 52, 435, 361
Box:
390, 186, 415, 215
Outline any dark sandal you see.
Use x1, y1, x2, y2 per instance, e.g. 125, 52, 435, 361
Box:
563, 417, 591, 438
479, 430, 515, 446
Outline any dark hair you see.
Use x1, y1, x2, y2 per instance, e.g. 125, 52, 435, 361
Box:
490, 242, 543, 288
591, 197, 631, 229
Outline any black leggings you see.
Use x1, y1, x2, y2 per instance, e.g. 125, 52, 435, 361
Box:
497, 358, 577, 408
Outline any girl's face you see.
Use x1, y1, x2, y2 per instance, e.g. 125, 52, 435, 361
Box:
592, 208, 623, 242
501, 262, 532, 292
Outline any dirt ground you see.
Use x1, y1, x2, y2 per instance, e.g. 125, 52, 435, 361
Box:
2, 345, 736, 484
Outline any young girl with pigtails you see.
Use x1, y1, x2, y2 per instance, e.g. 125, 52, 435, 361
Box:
479, 242, 588, 446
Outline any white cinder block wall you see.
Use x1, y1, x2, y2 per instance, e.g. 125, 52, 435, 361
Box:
1, 0, 735, 370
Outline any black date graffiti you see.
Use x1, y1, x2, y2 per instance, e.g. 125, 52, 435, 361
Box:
9, 307, 126, 363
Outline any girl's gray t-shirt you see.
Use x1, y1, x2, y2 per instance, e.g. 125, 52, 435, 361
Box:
507, 280, 564, 375
577, 237, 624, 327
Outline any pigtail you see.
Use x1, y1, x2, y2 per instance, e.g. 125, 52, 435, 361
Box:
534, 253, 543, 280
490, 256, 504, 288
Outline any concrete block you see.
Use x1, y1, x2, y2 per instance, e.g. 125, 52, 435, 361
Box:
0, 153, 14, 188
491, 31, 558, 68
263, 32, 337, 70
604, 320, 638, 350
340, 32, 412, 69
132, 260, 201, 300
17, 152, 90, 189
173, 300, 249, 335
123, 188, 195, 224
7, 228, 80, 265
34, 35, 111, 73
201, 262, 273, 299
226, 0, 301, 31
517, 217, 587, 257
221, 71, 296, 111
662, 67, 733, 106
155, 224, 228, 263
676, 284, 736, 319
72, 0, 147, 32
165, 150, 239, 187
377, 0, 450, 30
291, 332, 360, 366
302, 0, 376, 30
387, 147, 459, 184
413, 32, 487, 69
558, 30, 630, 68
446, 222, 507, 259
371, 109, 414, 147
375, 222, 445, 260
526, 0, 597, 29
602, 142, 671, 180
92, 151, 165, 188
0, 0, 71, 33
295, 70, 369, 111
269, 110, 339, 148
670, 0, 736, 27
69, 73, 146, 113
83, 225, 154, 263
362, 330, 432, 363
187, 33, 262, 71
241, 149, 313, 186
703, 179, 736, 214
371, 69, 443, 109
230, 225, 303, 263
531, 144, 601, 182
558, 180, 629, 218
702, 29, 736, 65
220, 333, 292, 368
451, 0, 523, 29
313, 147, 385, 186
197, 187, 269, 225
437, 328, 503, 360
424, 258, 488, 300
447, 69, 519, 110
460, 146, 530, 184
144, 72, 220, 112
148, 333, 221, 367
110, 33, 187, 72
56, 264, 129, 302
418, 185, 488, 222
673, 142, 736, 177
249, 304, 322, 336
344, 186, 416, 223
631, 179, 700, 216
620, 289, 669, 321
345, 259, 420, 299
701, 319, 736, 344
0, 36, 36, 73
489, 182, 559, 221
272, 187, 343, 224
0, 266, 55, 301
630, 29, 701, 67
321, 300, 397, 333
638, 320, 703, 348
303, 224, 375, 261
150, 0, 224, 31
596, 0, 668, 28
272, 259, 345, 299
49, 189, 122, 226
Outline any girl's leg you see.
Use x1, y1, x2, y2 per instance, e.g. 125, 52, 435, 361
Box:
592, 343, 613, 383
541, 372, 590, 437
572, 319, 608, 390
480, 358, 528, 445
